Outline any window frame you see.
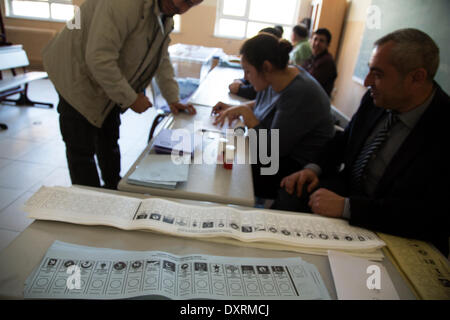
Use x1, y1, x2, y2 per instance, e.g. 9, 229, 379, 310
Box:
214, 0, 301, 39
173, 14, 181, 33
4, 0, 182, 31
4, 0, 75, 23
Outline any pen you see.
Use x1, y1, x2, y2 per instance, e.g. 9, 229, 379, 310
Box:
201, 128, 224, 135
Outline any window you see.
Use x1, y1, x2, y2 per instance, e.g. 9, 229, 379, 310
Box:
4, 0, 76, 22
173, 14, 180, 33
215, 0, 301, 39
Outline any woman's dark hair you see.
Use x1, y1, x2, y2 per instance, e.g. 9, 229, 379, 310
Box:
259, 27, 282, 39
240, 33, 293, 72
274, 25, 284, 37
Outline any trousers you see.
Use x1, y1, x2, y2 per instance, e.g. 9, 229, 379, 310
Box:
58, 95, 121, 189
272, 175, 348, 213
252, 157, 304, 199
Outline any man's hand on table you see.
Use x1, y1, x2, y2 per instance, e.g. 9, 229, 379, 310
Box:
169, 101, 197, 115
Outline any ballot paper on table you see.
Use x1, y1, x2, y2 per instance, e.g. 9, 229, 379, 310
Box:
200, 115, 246, 137
24, 241, 331, 300
153, 128, 195, 156
328, 250, 399, 300
377, 233, 450, 300
24, 186, 386, 260
127, 154, 189, 189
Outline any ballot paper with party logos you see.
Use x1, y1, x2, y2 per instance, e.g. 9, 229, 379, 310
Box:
24, 241, 330, 300
24, 186, 386, 260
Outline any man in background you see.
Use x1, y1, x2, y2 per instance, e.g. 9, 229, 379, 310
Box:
302, 28, 337, 97
289, 24, 312, 66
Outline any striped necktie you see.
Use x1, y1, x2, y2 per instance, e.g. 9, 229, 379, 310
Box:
351, 110, 399, 193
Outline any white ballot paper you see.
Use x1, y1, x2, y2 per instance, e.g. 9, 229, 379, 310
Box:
24, 187, 386, 260
128, 154, 189, 189
328, 250, 399, 300
188, 67, 249, 107
24, 241, 330, 300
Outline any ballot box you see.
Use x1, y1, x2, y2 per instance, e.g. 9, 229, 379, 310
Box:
168, 43, 224, 82
150, 44, 224, 110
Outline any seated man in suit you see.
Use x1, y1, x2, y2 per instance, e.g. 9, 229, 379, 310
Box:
302, 28, 337, 97
273, 28, 450, 256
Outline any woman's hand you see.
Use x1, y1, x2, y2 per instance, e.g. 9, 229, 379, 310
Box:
211, 102, 232, 117
213, 105, 259, 128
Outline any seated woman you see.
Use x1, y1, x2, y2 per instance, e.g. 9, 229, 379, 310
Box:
228, 27, 282, 100
212, 33, 335, 200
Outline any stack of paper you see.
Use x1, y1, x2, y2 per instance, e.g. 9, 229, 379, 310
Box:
127, 154, 189, 189
378, 233, 450, 300
328, 250, 399, 300
152, 128, 194, 156
24, 187, 386, 260
24, 241, 331, 300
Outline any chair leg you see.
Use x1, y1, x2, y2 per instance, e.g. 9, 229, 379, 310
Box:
148, 112, 167, 142
2, 83, 54, 108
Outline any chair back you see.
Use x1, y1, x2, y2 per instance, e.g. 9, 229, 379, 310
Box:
0, 45, 29, 71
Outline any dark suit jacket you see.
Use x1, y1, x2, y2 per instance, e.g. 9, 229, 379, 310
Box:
317, 84, 450, 255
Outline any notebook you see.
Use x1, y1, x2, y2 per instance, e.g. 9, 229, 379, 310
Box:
152, 128, 195, 156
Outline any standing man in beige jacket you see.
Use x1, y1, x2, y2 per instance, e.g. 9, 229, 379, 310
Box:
43, 0, 202, 189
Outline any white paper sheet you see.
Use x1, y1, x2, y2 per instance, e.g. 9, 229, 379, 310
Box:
24, 241, 330, 300
328, 250, 399, 300
127, 154, 189, 189
24, 187, 386, 259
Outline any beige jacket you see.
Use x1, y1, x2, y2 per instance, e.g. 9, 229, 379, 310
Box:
43, 0, 179, 128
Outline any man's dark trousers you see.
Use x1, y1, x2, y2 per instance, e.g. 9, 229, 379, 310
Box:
58, 95, 121, 190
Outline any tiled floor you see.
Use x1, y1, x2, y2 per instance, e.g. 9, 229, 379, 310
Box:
0, 79, 159, 252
